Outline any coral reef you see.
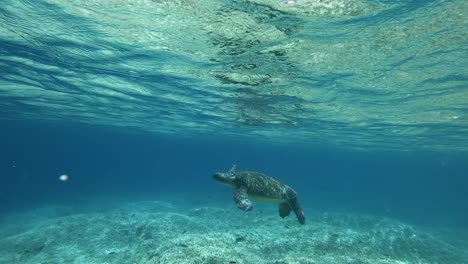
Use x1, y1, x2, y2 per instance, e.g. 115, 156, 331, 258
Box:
0, 201, 466, 264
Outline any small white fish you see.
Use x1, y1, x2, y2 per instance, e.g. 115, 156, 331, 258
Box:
280, 0, 305, 6
59, 174, 69, 181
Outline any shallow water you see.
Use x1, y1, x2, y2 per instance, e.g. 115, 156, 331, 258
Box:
1, 0, 468, 263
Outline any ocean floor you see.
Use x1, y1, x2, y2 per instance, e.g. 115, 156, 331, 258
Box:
0, 199, 467, 264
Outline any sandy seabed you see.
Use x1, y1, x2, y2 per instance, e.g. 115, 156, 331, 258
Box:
0, 200, 467, 264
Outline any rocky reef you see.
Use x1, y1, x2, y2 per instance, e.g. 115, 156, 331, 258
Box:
0, 201, 466, 264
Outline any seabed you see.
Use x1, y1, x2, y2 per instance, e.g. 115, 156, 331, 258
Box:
0, 200, 467, 264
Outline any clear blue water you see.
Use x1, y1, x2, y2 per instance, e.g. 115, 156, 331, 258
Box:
0, 0, 467, 262
1, 120, 467, 227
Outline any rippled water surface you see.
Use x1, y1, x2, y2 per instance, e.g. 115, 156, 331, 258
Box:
1, 0, 467, 151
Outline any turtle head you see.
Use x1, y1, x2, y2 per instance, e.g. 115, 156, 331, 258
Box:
213, 172, 236, 187
213, 165, 237, 187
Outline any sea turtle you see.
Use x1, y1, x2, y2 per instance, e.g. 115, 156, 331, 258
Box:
213, 165, 305, 224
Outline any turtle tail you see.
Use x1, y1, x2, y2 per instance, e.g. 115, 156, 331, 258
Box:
290, 198, 305, 224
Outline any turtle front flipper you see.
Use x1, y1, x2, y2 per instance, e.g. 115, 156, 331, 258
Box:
278, 202, 292, 218
234, 187, 253, 211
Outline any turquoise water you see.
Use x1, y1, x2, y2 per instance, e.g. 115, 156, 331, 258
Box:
1, 0, 467, 152
1, 0, 468, 263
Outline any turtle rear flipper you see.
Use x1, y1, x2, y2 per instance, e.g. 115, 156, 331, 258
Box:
290, 198, 305, 224
234, 187, 253, 211
278, 202, 292, 218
